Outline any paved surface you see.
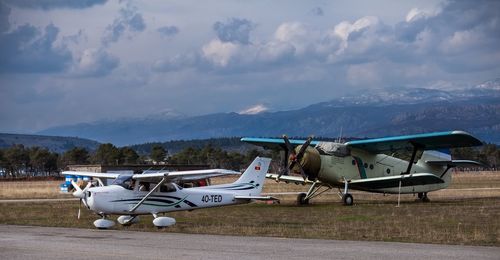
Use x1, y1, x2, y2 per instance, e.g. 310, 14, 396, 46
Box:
0, 225, 498, 260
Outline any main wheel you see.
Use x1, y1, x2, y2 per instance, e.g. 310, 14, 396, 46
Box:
342, 193, 354, 206
296, 193, 309, 205
418, 192, 424, 199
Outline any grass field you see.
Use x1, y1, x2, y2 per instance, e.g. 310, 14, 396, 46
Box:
0, 171, 499, 246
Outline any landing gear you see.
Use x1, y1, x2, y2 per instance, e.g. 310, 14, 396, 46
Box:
297, 193, 309, 205
342, 193, 353, 206
295, 181, 332, 205
417, 192, 430, 202
93, 216, 115, 229
339, 177, 354, 206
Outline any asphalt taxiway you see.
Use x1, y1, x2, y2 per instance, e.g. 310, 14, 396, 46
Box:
0, 225, 498, 260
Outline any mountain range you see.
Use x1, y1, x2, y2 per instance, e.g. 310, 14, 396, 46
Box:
38, 78, 500, 146
0, 133, 100, 153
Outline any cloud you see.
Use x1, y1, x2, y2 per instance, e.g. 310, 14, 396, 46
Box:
2, 0, 107, 10
70, 48, 119, 77
202, 39, 241, 67
102, 4, 146, 45
0, 23, 72, 73
239, 104, 269, 115
213, 18, 255, 45
152, 53, 200, 72
157, 26, 179, 38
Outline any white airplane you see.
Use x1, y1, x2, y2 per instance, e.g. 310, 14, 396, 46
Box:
62, 157, 274, 229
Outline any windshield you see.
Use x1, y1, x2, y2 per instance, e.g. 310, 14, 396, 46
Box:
111, 174, 134, 190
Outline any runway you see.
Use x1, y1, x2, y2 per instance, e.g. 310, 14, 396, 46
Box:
1, 225, 498, 260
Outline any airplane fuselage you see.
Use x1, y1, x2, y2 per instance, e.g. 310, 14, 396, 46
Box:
86, 184, 248, 215
316, 148, 451, 194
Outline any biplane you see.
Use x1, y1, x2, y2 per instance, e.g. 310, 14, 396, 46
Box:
242, 131, 482, 205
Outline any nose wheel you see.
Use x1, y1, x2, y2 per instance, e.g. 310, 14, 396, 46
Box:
297, 193, 309, 205
342, 193, 353, 206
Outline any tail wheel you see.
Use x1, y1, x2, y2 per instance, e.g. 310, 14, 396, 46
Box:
297, 193, 309, 205
342, 193, 354, 206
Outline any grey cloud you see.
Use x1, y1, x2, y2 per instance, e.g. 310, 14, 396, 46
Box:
152, 53, 202, 72
213, 18, 255, 45
102, 4, 146, 45
157, 26, 179, 38
0, 23, 72, 73
71, 48, 119, 77
2, 0, 107, 10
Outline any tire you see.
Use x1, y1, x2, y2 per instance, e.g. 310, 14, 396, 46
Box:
342, 193, 354, 206
296, 193, 309, 205
418, 192, 424, 199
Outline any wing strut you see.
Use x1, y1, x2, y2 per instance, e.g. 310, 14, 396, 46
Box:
404, 142, 422, 175
129, 176, 168, 213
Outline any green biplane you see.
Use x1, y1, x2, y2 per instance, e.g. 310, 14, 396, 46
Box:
242, 130, 482, 205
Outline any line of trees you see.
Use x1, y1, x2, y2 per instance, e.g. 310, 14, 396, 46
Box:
0, 142, 498, 178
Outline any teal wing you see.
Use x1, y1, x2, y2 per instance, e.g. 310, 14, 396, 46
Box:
345, 130, 482, 153
241, 137, 320, 149
348, 173, 444, 190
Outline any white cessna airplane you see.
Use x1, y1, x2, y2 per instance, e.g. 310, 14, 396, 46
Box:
62, 157, 274, 229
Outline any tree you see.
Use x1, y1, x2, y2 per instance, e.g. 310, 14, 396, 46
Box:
29, 147, 52, 176
150, 145, 167, 164
120, 147, 139, 164
61, 147, 90, 167
3, 144, 29, 177
93, 143, 121, 165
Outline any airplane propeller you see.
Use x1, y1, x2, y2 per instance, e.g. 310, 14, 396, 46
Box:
278, 135, 314, 180
70, 180, 91, 219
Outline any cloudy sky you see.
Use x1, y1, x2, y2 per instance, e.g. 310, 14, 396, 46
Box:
1, 0, 499, 133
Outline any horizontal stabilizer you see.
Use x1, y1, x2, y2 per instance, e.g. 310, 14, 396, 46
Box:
234, 195, 279, 201
426, 160, 483, 167
348, 173, 444, 190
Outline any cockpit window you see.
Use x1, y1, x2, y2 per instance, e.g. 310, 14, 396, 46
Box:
160, 183, 181, 192
112, 174, 134, 190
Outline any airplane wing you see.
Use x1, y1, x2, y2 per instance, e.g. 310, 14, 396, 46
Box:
347, 173, 444, 190
61, 171, 120, 179
345, 130, 482, 153
241, 137, 320, 150
133, 169, 241, 182
266, 173, 316, 185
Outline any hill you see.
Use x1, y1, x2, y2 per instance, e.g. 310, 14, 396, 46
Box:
0, 133, 100, 153
37, 79, 500, 145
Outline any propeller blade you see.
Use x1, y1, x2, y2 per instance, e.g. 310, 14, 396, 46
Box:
78, 199, 81, 219
71, 180, 85, 199
296, 136, 313, 161
298, 165, 307, 180
282, 135, 295, 156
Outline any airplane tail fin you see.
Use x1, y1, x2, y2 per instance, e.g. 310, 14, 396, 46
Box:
233, 157, 271, 196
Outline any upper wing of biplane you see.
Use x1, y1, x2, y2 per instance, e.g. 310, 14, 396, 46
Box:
240, 137, 320, 150
345, 130, 482, 153
242, 130, 482, 153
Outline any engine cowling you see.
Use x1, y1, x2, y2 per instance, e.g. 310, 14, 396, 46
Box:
292, 145, 321, 180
